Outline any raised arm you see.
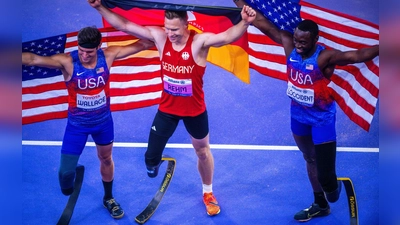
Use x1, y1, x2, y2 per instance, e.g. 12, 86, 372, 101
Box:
22, 52, 72, 80
88, 0, 158, 42
201, 5, 256, 48
321, 45, 379, 68
318, 45, 379, 79
103, 39, 155, 67
22, 52, 69, 69
233, 0, 282, 44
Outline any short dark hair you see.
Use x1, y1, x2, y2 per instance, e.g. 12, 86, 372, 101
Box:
165, 10, 188, 21
297, 19, 319, 39
77, 26, 102, 48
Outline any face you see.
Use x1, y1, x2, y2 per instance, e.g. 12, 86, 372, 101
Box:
293, 28, 317, 57
77, 45, 98, 64
164, 17, 187, 43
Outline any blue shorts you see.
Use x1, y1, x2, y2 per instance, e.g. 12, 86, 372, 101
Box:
61, 117, 114, 155
291, 117, 336, 144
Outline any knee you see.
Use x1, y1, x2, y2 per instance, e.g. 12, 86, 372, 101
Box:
144, 148, 163, 166
100, 156, 113, 166
303, 154, 316, 164
58, 170, 75, 196
145, 156, 162, 167
97, 152, 113, 166
58, 154, 79, 195
317, 170, 336, 190
195, 146, 210, 160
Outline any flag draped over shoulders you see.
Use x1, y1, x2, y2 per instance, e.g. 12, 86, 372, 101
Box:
22, 27, 161, 124
22, 0, 379, 131
244, 0, 379, 131
101, 0, 250, 83
22, 1, 250, 125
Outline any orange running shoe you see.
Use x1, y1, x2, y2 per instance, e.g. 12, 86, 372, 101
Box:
203, 192, 221, 216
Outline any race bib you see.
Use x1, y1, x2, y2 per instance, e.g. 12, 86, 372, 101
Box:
163, 75, 193, 97
286, 81, 314, 107
76, 90, 107, 110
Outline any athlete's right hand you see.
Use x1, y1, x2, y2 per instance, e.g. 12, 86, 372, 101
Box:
87, 0, 101, 8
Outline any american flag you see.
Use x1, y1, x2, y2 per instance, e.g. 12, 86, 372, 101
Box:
245, 0, 379, 131
22, 2, 249, 125
22, 27, 162, 124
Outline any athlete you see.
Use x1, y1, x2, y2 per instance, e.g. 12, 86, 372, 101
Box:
88, 0, 256, 216
233, 0, 379, 222
22, 26, 153, 219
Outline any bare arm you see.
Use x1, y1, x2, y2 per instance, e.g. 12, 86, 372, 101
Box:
88, 0, 160, 42
22, 52, 72, 80
280, 31, 295, 58
233, 0, 294, 58
22, 52, 69, 69
318, 45, 379, 79
103, 39, 155, 67
201, 5, 256, 48
233, 0, 282, 44
327, 45, 379, 66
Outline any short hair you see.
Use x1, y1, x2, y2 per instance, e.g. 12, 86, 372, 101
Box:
297, 19, 319, 39
165, 10, 188, 22
77, 26, 102, 48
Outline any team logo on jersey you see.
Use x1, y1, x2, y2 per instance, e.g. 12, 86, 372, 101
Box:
165, 51, 171, 56
181, 52, 190, 60
306, 64, 314, 70
96, 67, 104, 73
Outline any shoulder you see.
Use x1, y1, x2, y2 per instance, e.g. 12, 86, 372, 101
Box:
317, 48, 342, 70
193, 32, 213, 44
319, 48, 341, 61
53, 52, 73, 63
194, 31, 212, 39
102, 46, 120, 59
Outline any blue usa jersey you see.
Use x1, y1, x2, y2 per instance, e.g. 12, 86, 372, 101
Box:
66, 49, 111, 127
286, 44, 336, 126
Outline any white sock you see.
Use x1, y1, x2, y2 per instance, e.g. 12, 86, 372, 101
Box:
202, 184, 213, 194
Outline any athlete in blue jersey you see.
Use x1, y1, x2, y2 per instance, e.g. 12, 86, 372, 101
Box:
22, 27, 153, 220
234, 0, 379, 222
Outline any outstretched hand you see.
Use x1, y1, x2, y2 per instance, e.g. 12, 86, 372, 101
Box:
241, 5, 256, 24
87, 0, 101, 8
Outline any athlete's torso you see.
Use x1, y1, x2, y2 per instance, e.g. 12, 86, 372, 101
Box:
286, 44, 336, 126
159, 30, 207, 117
66, 49, 111, 126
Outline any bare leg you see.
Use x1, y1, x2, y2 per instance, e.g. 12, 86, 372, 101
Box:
97, 143, 124, 218
96, 143, 114, 182
191, 134, 214, 185
292, 133, 323, 193
192, 134, 220, 216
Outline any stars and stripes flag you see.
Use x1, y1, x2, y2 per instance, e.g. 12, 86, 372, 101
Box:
23, 0, 379, 131
245, 0, 379, 131
22, 27, 161, 124
22, 1, 249, 125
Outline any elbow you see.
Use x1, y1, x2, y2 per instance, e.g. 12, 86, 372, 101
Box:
114, 22, 128, 33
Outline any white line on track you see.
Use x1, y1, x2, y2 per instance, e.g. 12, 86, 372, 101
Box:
22, 140, 379, 153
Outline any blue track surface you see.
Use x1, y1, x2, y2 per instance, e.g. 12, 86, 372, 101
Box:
22, 1, 379, 224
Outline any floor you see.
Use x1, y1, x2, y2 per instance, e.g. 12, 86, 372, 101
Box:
22, 0, 379, 224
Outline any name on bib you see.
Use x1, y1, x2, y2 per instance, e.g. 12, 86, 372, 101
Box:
163, 75, 192, 97
77, 90, 107, 110
286, 81, 314, 107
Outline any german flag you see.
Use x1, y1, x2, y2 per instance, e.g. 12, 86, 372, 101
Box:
101, 0, 251, 83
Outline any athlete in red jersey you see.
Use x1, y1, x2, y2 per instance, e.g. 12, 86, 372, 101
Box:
22, 27, 153, 220
159, 29, 206, 116
89, 0, 256, 216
